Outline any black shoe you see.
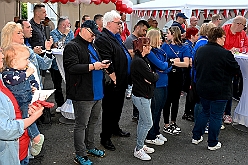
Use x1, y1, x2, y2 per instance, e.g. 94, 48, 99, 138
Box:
182, 113, 188, 120
113, 130, 131, 137
101, 139, 116, 151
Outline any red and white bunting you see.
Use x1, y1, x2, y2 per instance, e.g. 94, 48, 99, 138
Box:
203, 9, 210, 19
222, 9, 229, 18
241, 9, 248, 16
195, 9, 201, 18
152, 10, 158, 18
141, 10, 145, 17
213, 9, 220, 15
137, 10, 141, 17
170, 10, 176, 20
146, 10, 151, 17
233, 9, 239, 16
164, 10, 170, 18
159, 10, 165, 19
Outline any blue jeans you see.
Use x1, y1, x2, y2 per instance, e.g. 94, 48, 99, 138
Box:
192, 98, 227, 147
147, 87, 167, 140
194, 103, 203, 122
20, 157, 29, 165
132, 95, 153, 150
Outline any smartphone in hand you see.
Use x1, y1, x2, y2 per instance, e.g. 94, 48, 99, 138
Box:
102, 60, 112, 64
45, 26, 50, 41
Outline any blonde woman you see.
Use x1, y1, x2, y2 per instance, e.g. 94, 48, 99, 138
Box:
161, 26, 191, 135
145, 29, 171, 145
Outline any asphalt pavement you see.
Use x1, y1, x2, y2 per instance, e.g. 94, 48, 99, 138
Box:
29, 72, 248, 165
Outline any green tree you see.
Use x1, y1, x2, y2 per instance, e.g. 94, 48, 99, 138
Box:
21, 3, 27, 19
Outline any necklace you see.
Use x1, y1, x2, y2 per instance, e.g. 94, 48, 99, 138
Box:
168, 44, 179, 58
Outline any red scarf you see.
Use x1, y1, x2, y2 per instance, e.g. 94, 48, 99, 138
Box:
0, 80, 29, 161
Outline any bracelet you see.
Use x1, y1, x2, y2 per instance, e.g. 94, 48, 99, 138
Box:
92, 63, 95, 70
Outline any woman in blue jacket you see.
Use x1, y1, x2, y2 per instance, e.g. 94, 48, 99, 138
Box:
145, 29, 171, 145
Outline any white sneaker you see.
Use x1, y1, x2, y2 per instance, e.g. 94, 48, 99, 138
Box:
145, 137, 164, 145
192, 136, 203, 145
156, 134, 167, 142
208, 142, 221, 151
134, 148, 151, 160
56, 107, 61, 113
220, 124, 225, 130
142, 145, 155, 154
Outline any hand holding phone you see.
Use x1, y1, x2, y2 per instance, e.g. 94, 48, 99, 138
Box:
102, 60, 112, 64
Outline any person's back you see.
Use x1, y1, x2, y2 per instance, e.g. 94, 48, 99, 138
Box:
196, 43, 238, 100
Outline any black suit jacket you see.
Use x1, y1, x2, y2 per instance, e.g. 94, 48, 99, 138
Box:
94, 28, 130, 90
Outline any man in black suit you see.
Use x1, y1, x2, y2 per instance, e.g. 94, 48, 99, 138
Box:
94, 10, 132, 151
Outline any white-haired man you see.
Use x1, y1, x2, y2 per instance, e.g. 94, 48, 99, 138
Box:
95, 10, 132, 151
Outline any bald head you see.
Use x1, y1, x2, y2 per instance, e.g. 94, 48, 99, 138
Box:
231, 15, 246, 33
190, 16, 198, 27
233, 15, 246, 24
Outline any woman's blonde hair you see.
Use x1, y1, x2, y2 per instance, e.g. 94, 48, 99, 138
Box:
1, 22, 22, 50
146, 29, 160, 48
199, 22, 216, 37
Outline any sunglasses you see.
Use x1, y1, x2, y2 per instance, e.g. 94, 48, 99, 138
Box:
112, 21, 122, 25
237, 22, 246, 28
86, 28, 95, 37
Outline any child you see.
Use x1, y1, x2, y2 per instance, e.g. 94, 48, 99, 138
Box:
2, 44, 44, 156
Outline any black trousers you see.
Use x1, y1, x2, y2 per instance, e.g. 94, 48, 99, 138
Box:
163, 69, 183, 124
50, 68, 64, 107
100, 83, 126, 141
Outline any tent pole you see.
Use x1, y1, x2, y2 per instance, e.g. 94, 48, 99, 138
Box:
47, 3, 60, 18
16, 0, 20, 17
79, 3, 81, 24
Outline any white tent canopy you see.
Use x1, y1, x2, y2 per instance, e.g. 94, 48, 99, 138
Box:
132, 0, 248, 19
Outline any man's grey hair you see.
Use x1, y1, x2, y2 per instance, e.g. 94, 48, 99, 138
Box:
57, 16, 69, 27
103, 10, 121, 28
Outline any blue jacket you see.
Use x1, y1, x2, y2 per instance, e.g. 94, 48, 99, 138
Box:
192, 36, 208, 82
0, 76, 25, 165
24, 40, 54, 89
147, 48, 170, 88
50, 28, 74, 70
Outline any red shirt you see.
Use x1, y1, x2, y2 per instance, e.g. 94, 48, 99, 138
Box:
74, 27, 80, 37
222, 24, 248, 50
0, 81, 29, 161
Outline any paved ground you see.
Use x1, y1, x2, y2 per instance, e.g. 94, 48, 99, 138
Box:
29, 72, 248, 165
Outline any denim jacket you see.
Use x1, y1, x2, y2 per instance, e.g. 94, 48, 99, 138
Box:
50, 28, 74, 70
0, 76, 24, 165
28, 47, 54, 88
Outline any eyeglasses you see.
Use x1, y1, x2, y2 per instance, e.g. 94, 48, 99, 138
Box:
112, 21, 122, 25
237, 22, 246, 28
86, 28, 95, 37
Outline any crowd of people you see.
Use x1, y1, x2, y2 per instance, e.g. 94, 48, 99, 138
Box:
1, 3, 248, 165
